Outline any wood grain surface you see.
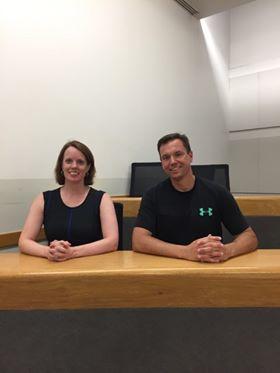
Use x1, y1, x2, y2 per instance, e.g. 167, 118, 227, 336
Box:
1, 250, 280, 310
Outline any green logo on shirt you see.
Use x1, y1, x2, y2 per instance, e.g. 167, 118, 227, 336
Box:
199, 207, 213, 216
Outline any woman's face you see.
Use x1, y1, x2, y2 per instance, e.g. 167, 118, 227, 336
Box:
62, 146, 90, 184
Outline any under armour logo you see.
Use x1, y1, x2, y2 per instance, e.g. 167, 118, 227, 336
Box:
199, 207, 213, 216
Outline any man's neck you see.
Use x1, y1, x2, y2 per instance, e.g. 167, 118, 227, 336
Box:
170, 173, 196, 192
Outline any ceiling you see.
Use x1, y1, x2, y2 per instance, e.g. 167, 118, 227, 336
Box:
176, 0, 256, 18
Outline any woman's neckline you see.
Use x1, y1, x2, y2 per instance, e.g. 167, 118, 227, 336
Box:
59, 187, 91, 208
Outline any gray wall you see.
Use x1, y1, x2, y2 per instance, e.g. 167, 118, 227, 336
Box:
229, 135, 280, 193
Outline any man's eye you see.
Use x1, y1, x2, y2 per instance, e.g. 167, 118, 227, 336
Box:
161, 155, 170, 161
175, 152, 184, 158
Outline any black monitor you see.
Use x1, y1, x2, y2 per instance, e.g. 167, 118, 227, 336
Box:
129, 162, 230, 197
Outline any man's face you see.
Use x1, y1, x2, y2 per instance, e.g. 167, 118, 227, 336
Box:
159, 139, 193, 181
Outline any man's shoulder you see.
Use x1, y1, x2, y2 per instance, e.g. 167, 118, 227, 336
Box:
195, 177, 235, 206
196, 176, 229, 194
140, 178, 171, 205
144, 178, 170, 195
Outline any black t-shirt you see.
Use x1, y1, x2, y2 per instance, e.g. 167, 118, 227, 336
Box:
43, 188, 104, 246
135, 177, 249, 245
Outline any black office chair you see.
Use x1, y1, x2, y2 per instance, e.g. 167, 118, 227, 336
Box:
129, 162, 230, 197
192, 164, 230, 191
129, 162, 167, 197
113, 202, 123, 250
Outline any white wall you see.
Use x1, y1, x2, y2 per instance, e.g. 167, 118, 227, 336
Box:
229, 0, 280, 131
0, 0, 228, 231
230, 0, 280, 68
228, 0, 280, 192
201, 11, 230, 125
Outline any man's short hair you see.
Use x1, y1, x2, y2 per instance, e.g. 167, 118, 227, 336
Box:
157, 133, 191, 153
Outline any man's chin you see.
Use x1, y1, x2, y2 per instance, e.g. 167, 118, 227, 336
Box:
170, 173, 184, 181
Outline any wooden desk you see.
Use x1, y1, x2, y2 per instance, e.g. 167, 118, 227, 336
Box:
1, 250, 280, 310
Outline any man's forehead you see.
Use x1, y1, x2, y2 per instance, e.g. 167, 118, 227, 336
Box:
159, 139, 185, 153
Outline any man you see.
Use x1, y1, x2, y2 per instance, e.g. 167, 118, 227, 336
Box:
132, 133, 257, 262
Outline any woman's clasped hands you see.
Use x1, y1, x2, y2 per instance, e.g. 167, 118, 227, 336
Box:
46, 240, 74, 262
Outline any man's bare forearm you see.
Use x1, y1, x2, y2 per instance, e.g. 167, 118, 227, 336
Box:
133, 228, 223, 262
132, 227, 189, 259
224, 227, 258, 259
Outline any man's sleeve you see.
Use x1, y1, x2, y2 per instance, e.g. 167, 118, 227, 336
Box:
134, 189, 156, 235
219, 189, 249, 236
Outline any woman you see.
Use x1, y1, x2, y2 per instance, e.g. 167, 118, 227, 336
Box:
19, 140, 118, 261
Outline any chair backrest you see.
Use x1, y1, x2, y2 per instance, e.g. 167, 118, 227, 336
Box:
129, 162, 230, 197
130, 162, 167, 197
192, 164, 230, 191
113, 202, 123, 250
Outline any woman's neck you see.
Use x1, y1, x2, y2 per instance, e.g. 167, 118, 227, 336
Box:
61, 182, 89, 195
60, 183, 90, 207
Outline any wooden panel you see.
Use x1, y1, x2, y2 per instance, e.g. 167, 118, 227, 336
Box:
112, 196, 141, 217
235, 195, 280, 216
1, 250, 280, 310
0, 228, 45, 249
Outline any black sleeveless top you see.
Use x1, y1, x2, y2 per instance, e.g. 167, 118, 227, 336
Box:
43, 188, 105, 246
